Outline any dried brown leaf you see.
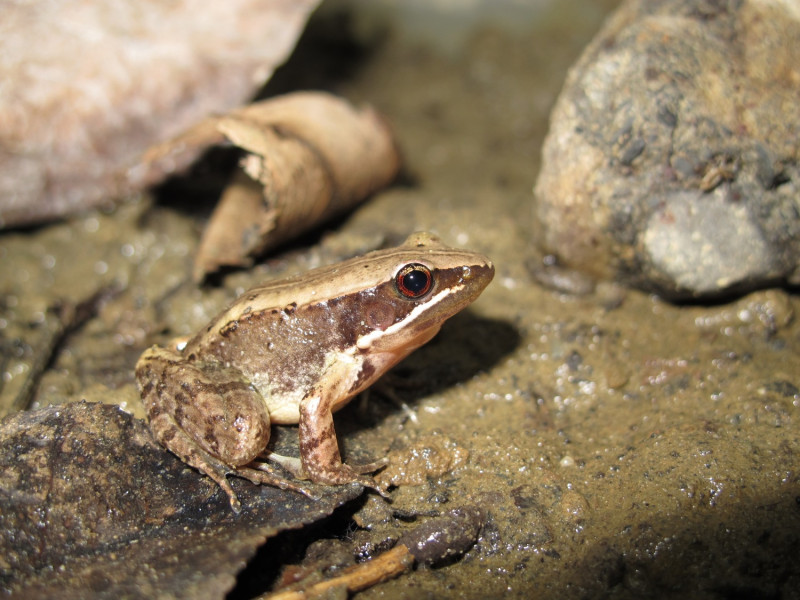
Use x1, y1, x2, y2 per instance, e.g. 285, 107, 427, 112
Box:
133, 91, 401, 281
196, 92, 401, 280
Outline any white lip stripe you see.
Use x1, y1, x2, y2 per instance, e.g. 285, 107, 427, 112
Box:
355, 284, 465, 351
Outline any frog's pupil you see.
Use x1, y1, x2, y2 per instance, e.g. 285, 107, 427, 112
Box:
404, 270, 427, 293
397, 264, 432, 298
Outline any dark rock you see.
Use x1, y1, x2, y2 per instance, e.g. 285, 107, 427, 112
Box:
0, 402, 363, 599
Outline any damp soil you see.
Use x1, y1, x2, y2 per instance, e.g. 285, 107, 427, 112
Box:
2, 1, 799, 598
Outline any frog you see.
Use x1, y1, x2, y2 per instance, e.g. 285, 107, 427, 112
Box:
135, 232, 494, 511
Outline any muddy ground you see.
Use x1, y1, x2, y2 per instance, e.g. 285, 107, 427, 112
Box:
2, 1, 799, 598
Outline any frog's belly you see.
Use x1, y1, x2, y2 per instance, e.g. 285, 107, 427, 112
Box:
249, 349, 364, 425
260, 387, 303, 424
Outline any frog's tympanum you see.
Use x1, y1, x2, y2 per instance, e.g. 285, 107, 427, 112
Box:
136, 233, 494, 511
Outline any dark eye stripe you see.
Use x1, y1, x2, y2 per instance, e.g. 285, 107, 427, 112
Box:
395, 263, 433, 298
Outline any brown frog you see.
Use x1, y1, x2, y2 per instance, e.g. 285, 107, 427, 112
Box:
136, 233, 494, 511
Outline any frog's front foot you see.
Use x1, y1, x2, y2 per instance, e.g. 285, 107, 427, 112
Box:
350, 459, 392, 499
268, 451, 389, 497
305, 459, 391, 498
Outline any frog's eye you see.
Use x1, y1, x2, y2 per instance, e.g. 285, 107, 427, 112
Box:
396, 263, 433, 298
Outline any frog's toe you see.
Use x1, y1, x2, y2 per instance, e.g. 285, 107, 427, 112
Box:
302, 462, 390, 498
348, 456, 389, 475
186, 463, 242, 512
262, 452, 304, 478
237, 466, 319, 500
225, 489, 243, 513
191, 457, 244, 512
361, 477, 391, 499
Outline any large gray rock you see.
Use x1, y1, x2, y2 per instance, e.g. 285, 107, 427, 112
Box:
534, 0, 800, 299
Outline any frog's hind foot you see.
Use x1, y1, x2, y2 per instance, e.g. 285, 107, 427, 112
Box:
150, 411, 245, 512
239, 463, 318, 499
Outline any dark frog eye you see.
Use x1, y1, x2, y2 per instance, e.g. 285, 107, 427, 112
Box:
395, 263, 433, 298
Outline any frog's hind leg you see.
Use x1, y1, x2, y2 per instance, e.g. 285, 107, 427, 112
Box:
148, 408, 246, 511
138, 347, 298, 511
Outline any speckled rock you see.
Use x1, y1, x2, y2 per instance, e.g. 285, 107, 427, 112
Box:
533, 0, 800, 299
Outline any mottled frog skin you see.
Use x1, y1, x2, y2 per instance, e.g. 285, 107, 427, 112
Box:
136, 233, 494, 511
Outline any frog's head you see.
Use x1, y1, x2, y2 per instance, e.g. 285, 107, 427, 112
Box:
351, 232, 494, 359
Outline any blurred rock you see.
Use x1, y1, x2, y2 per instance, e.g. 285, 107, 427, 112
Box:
0, 0, 320, 228
534, 0, 800, 300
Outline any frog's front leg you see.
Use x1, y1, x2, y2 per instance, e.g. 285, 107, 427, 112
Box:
296, 352, 388, 494
136, 346, 310, 512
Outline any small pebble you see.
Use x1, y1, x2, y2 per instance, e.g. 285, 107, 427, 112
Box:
396, 506, 484, 566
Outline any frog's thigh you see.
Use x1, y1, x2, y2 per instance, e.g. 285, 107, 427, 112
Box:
138, 351, 270, 467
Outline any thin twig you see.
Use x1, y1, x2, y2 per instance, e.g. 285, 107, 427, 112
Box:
265, 545, 414, 600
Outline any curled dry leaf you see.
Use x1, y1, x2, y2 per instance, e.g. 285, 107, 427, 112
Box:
136, 91, 402, 281
200, 93, 401, 280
